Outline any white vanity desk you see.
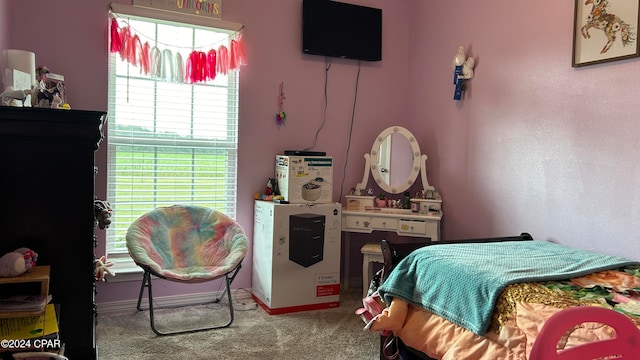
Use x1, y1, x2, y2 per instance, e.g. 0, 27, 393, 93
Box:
342, 208, 441, 239
341, 126, 442, 290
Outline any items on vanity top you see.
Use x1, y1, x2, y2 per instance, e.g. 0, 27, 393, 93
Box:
345, 195, 442, 216
275, 154, 333, 204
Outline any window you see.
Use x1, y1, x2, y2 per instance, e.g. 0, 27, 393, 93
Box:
106, 12, 239, 269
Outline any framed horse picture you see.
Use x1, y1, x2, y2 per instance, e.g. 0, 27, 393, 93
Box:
573, 0, 640, 67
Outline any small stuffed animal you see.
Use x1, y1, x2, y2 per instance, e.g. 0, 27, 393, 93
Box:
94, 199, 113, 230
265, 178, 274, 195
94, 255, 114, 282
0, 248, 38, 277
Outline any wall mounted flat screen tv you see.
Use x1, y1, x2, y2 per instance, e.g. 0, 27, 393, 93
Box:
302, 0, 382, 61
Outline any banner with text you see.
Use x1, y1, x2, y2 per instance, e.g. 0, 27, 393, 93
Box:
132, 0, 221, 19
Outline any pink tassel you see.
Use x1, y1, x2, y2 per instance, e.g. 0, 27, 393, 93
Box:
110, 18, 122, 53
235, 34, 247, 67
186, 51, 207, 83
217, 45, 229, 75
140, 42, 151, 75
198, 51, 207, 82
229, 40, 238, 70
119, 27, 131, 61
128, 34, 141, 66
229, 35, 247, 70
186, 51, 197, 83
185, 52, 193, 83
207, 49, 217, 81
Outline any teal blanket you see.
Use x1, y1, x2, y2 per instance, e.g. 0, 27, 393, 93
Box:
377, 240, 639, 335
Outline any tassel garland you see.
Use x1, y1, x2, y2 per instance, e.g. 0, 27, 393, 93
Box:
109, 15, 246, 84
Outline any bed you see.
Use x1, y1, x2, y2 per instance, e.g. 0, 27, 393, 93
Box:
359, 233, 640, 360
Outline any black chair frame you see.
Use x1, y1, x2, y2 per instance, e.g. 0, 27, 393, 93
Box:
135, 261, 243, 336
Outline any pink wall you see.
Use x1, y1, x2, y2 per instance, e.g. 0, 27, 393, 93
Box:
407, 0, 640, 260
4, 0, 639, 304
0, 1, 7, 53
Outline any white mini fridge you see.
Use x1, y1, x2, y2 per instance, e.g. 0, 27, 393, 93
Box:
252, 200, 342, 314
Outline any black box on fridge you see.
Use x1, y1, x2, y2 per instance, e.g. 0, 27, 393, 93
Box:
289, 213, 325, 267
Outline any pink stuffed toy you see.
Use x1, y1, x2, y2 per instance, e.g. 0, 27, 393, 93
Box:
355, 291, 392, 336
94, 255, 115, 282
0, 247, 38, 277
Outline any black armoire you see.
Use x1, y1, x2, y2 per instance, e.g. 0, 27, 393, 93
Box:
0, 106, 106, 359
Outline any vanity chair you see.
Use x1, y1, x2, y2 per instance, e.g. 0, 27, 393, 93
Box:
341, 126, 443, 296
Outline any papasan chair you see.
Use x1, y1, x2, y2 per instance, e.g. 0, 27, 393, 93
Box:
126, 205, 249, 336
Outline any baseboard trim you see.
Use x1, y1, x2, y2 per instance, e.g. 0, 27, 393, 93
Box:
96, 288, 254, 315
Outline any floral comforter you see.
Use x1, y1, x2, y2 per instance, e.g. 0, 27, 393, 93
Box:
366, 265, 640, 360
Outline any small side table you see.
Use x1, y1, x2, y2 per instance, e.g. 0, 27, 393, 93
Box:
360, 243, 384, 298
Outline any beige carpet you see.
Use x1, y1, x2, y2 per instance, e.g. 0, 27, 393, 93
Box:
96, 288, 380, 360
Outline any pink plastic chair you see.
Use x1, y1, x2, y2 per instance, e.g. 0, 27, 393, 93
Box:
529, 306, 640, 360
11, 352, 68, 360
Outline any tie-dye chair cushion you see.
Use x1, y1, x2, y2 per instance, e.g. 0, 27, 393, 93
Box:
126, 205, 248, 282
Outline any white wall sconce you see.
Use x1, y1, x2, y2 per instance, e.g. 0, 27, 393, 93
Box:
452, 46, 475, 101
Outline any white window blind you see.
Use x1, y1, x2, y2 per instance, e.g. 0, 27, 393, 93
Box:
106, 12, 239, 259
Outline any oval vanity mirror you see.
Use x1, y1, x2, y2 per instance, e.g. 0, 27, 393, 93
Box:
370, 126, 421, 194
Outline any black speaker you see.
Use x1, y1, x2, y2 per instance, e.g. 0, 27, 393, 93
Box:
289, 213, 325, 267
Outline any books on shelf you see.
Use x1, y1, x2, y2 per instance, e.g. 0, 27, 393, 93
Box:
0, 303, 59, 339
0, 294, 51, 312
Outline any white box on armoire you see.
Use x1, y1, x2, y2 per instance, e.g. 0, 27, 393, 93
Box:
275, 155, 333, 204
251, 200, 342, 314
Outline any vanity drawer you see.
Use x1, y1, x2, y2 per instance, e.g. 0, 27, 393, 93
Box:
371, 217, 397, 230
344, 215, 373, 230
398, 219, 427, 235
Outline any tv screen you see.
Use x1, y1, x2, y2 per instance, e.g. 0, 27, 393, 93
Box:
302, 0, 382, 62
